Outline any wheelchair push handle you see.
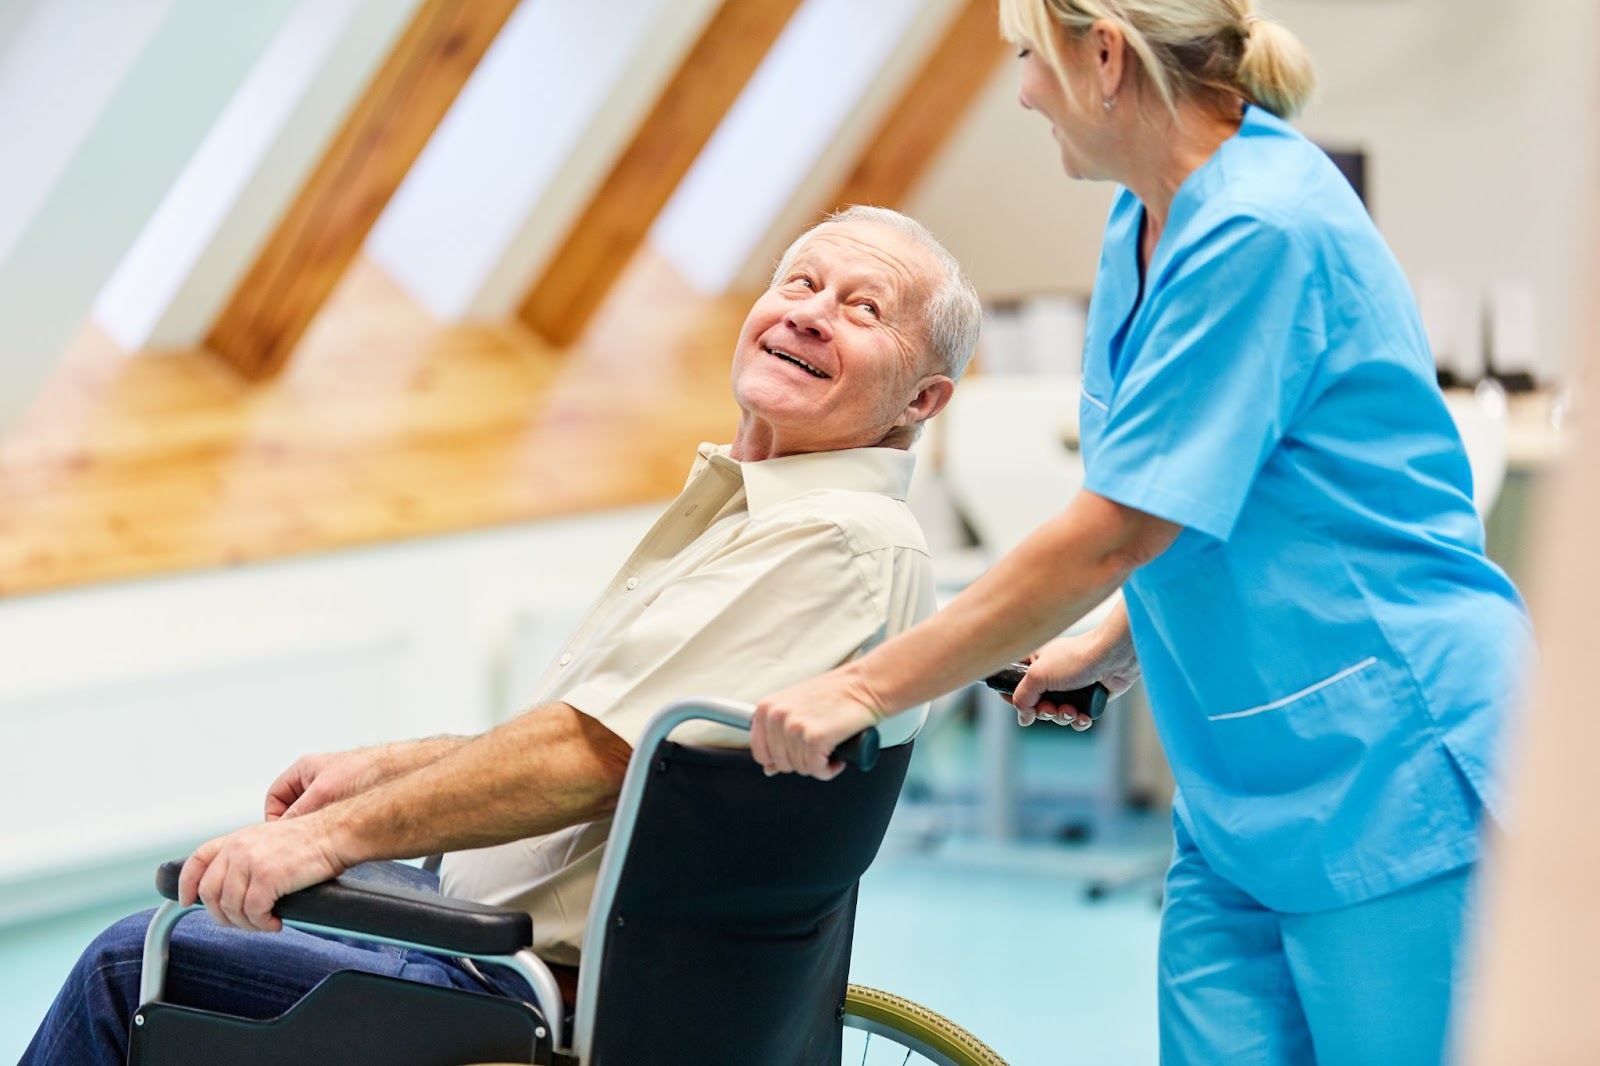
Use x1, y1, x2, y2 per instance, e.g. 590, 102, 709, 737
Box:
984, 663, 1109, 721
830, 727, 880, 772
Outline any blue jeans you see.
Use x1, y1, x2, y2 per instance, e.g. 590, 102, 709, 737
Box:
21, 863, 529, 1066
1159, 814, 1476, 1065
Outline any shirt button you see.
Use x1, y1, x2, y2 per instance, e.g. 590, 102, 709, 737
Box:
558, 652, 572, 666
626, 577, 639, 590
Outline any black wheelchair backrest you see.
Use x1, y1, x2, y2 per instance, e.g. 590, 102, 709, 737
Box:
582, 723, 912, 1065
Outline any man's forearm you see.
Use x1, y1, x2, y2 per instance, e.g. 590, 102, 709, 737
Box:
318, 703, 632, 867
369, 735, 473, 784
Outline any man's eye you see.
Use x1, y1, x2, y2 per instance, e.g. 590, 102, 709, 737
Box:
859, 302, 879, 317
788, 276, 814, 289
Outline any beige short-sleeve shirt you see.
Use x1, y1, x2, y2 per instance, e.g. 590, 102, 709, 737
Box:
438, 442, 934, 964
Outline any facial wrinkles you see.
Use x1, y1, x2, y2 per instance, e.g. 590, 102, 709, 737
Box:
730, 223, 943, 461
784, 230, 930, 377
803, 230, 916, 303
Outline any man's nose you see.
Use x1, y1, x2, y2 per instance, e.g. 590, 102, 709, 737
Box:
785, 296, 833, 340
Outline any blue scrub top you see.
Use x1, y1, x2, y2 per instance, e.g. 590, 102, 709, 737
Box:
1079, 107, 1531, 912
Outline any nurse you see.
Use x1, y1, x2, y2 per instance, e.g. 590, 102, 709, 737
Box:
751, 1, 1531, 1063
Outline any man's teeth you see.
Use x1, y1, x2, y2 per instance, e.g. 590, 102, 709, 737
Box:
767, 348, 827, 378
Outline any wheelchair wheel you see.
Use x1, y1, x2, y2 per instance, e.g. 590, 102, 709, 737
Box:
842, 984, 1008, 1065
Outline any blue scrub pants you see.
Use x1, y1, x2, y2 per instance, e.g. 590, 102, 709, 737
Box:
1159, 816, 1475, 1066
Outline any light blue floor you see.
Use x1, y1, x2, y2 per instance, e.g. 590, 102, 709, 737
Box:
0, 892, 152, 1062
851, 844, 1163, 1064
0, 713, 1168, 1064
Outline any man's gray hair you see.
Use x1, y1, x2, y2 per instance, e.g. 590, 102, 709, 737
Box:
769, 206, 982, 382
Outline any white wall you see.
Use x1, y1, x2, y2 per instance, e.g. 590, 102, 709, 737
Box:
905, 0, 1598, 381
0, 0, 45, 63
0, 0, 301, 435
726, 0, 970, 292
0, 0, 175, 264
92, 0, 421, 352
904, 59, 1114, 301
0, 506, 658, 925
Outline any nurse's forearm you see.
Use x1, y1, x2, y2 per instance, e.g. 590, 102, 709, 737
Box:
1097, 596, 1134, 653
851, 491, 1173, 715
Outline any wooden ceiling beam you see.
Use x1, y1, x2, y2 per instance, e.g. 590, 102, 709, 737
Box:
826, 0, 1008, 212
206, 0, 520, 380
516, 0, 804, 348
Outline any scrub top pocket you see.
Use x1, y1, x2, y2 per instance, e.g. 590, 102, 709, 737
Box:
1124, 532, 1423, 801
1202, 654, 1396, 797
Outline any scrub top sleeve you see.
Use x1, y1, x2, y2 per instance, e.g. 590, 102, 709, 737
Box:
1084, 216, 1325, 542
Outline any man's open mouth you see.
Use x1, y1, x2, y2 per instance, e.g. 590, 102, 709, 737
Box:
766, 347, 829, 379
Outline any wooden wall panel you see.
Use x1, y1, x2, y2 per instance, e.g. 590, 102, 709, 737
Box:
206, 0, 520, 380
516, 0, 803, 348
0, 252, 743, 599
826, 0, 1007, 211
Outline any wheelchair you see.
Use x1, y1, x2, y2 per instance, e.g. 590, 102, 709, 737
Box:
130, 699, 1006, 1065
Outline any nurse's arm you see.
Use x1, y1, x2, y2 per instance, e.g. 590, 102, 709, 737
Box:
752, 491, 1180, 778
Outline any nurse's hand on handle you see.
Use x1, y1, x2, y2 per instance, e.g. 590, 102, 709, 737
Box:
752, 666, 885, 782
1006, 611, 1140, 731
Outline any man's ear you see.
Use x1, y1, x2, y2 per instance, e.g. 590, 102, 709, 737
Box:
898, 375, 956, 430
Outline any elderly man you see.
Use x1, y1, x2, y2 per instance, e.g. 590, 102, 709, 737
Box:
22, 206, 981, 1065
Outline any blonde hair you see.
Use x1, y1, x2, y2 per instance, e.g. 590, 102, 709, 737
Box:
998, 0, 1315, 120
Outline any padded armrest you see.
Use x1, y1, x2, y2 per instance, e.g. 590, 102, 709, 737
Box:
156, 860, 533, 957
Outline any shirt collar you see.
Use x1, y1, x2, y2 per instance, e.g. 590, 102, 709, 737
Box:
690, 442, 916, 515
689, 441, 741, 483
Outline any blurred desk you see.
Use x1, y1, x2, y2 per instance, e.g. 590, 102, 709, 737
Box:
1058, 387, 1571, 470
1484, 389, 1570, 585
1501, 390, 1569, 473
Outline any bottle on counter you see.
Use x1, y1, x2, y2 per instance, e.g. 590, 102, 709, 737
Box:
1483, 280, 1540, 394
1417, 276, 1479, 389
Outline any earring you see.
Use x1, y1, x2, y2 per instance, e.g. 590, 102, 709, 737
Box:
1102, 95, 1116, 112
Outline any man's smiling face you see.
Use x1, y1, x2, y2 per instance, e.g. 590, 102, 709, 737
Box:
729, 221, 951, 459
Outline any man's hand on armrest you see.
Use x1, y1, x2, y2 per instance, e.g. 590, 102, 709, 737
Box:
179, 815, 346, 933
162, 858, 534, 955
185, 703, 632, 933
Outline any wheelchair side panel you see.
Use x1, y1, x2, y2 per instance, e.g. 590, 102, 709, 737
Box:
128, 969, 551, 1066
